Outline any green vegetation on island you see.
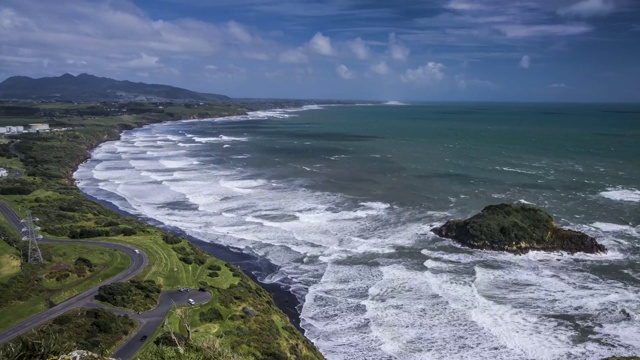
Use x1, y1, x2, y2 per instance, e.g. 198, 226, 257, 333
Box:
0, 100, 324, 359
431, 203, 607, 254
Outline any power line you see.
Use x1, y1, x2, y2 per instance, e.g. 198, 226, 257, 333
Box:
21, 210, 44, 263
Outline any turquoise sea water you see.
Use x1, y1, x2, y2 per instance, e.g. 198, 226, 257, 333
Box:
75, 103, 640, 360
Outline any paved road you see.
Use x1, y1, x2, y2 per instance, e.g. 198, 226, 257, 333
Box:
110, 290, 211, 360
0, 201, 212, 359
8, 140, 24, 161
0, 201, 149, 344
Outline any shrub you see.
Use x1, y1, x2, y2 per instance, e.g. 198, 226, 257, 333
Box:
161, 233, 182, 245
154, 332, 188, 347
95, 280, 160, 311
172, 246, 190, 256
74, 257, 94, 269
194, 255, 207, 266
207, 264, 222, 271
179, 256, 193, 265
199, 307, 223, 323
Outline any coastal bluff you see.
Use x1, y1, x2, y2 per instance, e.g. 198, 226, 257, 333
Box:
431, 203, 607, 254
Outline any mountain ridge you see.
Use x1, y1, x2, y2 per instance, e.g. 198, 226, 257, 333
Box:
0, 73, 230, 102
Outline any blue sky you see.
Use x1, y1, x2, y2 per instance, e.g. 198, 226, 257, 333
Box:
0, 0, 639, 102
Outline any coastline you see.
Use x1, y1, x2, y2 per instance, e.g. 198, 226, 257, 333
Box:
74, 117, 305, 332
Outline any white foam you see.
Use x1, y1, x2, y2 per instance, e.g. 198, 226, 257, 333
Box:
496, 167, 539, 175
517, 199, 535, 205
74, 118, 640, 360
189, 135, 248, 143
599, 187, 640, 202
591, 222, 638, 236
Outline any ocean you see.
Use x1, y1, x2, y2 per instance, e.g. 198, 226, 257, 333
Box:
74, 103, 640, 360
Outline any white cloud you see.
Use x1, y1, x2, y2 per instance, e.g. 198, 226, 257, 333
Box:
401, 62, 445, 83
309, 32, 334, 56
496, 24, 592, 37
519, 55, 530, 69
279, 48, 308, 64
121, 53, 161, 69
558, 0, 615, 18
446, 0, 487, 11
348, 37, 370, 60
205, 64, 247, 81
336, 64, 355, 79
370, 61, 389, 75
550, 83, 572, 88
388, 33, 410, 61
226, 20, 252, 44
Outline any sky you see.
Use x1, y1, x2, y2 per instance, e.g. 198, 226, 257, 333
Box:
1, 0, 639, 102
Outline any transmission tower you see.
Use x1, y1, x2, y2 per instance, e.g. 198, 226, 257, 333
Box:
21, 210, 44, 263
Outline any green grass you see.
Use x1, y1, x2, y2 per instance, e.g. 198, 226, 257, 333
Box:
0, 237, 20, 282
0, 296, 48, 331
0, 101, 324, 359
80, 234, 239, 290
0, 156, 24, 171
0, 243, 131, 330
48, 244, 130, 304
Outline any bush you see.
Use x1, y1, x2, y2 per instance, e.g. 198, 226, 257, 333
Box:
208, 271, 219, 278
0, 308, 136, 358
207, 264, 222, 271
162, 233, 182, 245
194, 255, 207, 266
95, 280, 160, 311
199, 307, 223, 323
154, 332, 188, 347
173, 246, 190, 256
178, 256, 193, 265
74, 257, 94, 269
68, 227, 110, 239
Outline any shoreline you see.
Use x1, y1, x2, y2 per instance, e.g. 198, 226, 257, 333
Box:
75, 123, 306, 332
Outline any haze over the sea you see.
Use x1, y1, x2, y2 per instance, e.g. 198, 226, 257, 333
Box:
76, 103, 640, 359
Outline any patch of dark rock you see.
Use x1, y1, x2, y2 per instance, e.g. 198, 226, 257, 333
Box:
431, 203, 606, 254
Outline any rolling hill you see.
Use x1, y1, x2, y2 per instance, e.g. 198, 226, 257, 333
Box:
0, 73, 230, 103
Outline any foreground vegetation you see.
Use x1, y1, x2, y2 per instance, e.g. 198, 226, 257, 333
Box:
0, 101, 323, 359
0, 308, 135, 359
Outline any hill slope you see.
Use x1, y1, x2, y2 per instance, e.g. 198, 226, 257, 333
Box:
0, 73, 230, 102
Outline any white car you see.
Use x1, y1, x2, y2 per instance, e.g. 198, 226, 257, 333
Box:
187, 299, 195, 305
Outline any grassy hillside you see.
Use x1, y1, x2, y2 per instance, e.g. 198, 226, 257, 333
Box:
0, 101, 323, 360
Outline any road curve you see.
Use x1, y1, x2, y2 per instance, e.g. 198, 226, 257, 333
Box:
109, 290, 211, 360
0, 201, 149, 344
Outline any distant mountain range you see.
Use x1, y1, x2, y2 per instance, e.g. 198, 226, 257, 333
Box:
0, 73, 230, 102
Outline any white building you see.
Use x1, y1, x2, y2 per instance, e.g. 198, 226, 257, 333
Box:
29, 123, 49, 132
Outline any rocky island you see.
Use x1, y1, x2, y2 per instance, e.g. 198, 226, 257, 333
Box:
431, 203, 607, 254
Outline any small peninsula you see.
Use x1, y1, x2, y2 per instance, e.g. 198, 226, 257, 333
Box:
431, 203, 607, 254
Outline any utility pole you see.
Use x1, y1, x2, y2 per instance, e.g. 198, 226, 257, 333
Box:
21, 210, 44, 263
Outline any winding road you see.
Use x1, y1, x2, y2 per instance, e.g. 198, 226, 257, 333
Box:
0, 201, 210, 359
